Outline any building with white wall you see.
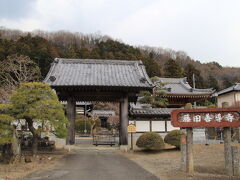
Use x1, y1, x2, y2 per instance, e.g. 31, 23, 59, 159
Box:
216, 83, 240, 107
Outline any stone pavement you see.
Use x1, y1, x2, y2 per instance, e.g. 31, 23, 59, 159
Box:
20, 149, 159, 180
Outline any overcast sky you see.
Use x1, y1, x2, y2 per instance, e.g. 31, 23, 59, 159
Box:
0, 0, 239, 67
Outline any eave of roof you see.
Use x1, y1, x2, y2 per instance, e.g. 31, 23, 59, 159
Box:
129, 108, 178, 117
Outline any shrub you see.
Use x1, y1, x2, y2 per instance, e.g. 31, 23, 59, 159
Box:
136, 132, 165, 150
164, 130, 185, 149
75, 119, 91, 134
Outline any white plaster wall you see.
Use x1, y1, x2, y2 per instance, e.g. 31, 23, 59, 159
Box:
152, 121, 165, 131
135, 121, 150, 132
217, 92, 236, 107
235, 92, 240, 103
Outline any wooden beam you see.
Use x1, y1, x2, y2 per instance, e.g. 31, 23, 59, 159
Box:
119, 95, 128, 145
66, 97, 76, 145
57, 91, 137, 102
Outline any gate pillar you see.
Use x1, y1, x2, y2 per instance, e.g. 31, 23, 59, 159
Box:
120, 95, 128, 145
66, 97, 76, 145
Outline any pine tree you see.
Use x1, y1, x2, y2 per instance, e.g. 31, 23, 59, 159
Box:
10, 82, 68, 154
0, 104, 14, 162
139, 77, 168, 108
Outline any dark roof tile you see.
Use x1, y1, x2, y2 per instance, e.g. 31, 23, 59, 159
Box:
44, 58, 153, 89
157, 77, 214, 95
129, 108, 178, 116
217, 83, 240, 96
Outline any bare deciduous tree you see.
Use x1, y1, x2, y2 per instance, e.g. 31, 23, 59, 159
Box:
0, 54, 41, 103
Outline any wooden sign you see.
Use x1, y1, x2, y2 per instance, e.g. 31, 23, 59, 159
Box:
171, 108, 240, 127
128, 123, 136, 133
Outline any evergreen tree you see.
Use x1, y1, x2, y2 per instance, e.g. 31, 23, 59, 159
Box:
15, 34, 58, 78
164, 59, 184, 78
184, 64, 205, 88
207, 75, 219, 91
0, 104, 14, 163
139, 77, 168, 108
222, 76, 236, 89
10, 82, 68, 154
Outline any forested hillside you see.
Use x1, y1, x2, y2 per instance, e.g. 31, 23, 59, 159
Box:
0, 27, 240, 91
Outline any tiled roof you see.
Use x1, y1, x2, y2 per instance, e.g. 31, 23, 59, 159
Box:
157, 77, 214, 95
44, 58, 153, 89
217, 83, 240, 96
129, 108, 177, 117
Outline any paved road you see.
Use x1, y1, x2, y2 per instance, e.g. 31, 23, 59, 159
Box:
21, 150, 159, 180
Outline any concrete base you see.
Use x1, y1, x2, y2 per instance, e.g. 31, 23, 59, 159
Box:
119, 145, 129, 152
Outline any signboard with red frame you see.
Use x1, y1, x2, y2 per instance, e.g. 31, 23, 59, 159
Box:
171, 108, 240, 127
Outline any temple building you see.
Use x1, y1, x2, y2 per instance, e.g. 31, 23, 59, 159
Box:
129, 77, 215, 134
156, 77, 214, 108
216, 83, 240, 108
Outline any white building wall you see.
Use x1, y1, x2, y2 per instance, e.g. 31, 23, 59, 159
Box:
135, 121, 150, 132
152, 121, 165, 131
129, 119, 179, 132
217, 91, 240, 107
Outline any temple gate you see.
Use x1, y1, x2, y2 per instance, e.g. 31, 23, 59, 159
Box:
44, 58, 153, 146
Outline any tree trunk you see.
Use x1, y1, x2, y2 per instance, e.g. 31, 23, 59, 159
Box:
91, 123, 96, 137
25, 118, 38, 155
32, 134, 38, 155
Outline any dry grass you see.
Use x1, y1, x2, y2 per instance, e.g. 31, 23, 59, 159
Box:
123, 144, 240, 180
0, 149, 67, 180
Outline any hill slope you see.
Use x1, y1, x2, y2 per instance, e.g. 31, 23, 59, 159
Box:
0, 27, 239, 90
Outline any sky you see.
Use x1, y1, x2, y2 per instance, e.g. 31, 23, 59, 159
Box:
0, 0, 239, 67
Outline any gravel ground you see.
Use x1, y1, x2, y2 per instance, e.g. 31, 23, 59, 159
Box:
0, 150, 67, 180
123, 144, 240, 180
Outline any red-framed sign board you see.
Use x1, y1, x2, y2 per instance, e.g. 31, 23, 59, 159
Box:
171, 108, 240, 127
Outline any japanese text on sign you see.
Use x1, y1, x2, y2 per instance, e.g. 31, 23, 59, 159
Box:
180, 112, 237, 123
171, 108, 240, 127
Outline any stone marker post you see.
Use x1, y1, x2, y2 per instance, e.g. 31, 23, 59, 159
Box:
186, 127, 194, 175
180, 134, 187, 171
224, 127, 233, 176
231, 145, 239, 176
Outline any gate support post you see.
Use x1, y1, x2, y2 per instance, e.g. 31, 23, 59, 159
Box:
66, 97, 76, 145
186, 127, 194, 175
120, 95, 128, 146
